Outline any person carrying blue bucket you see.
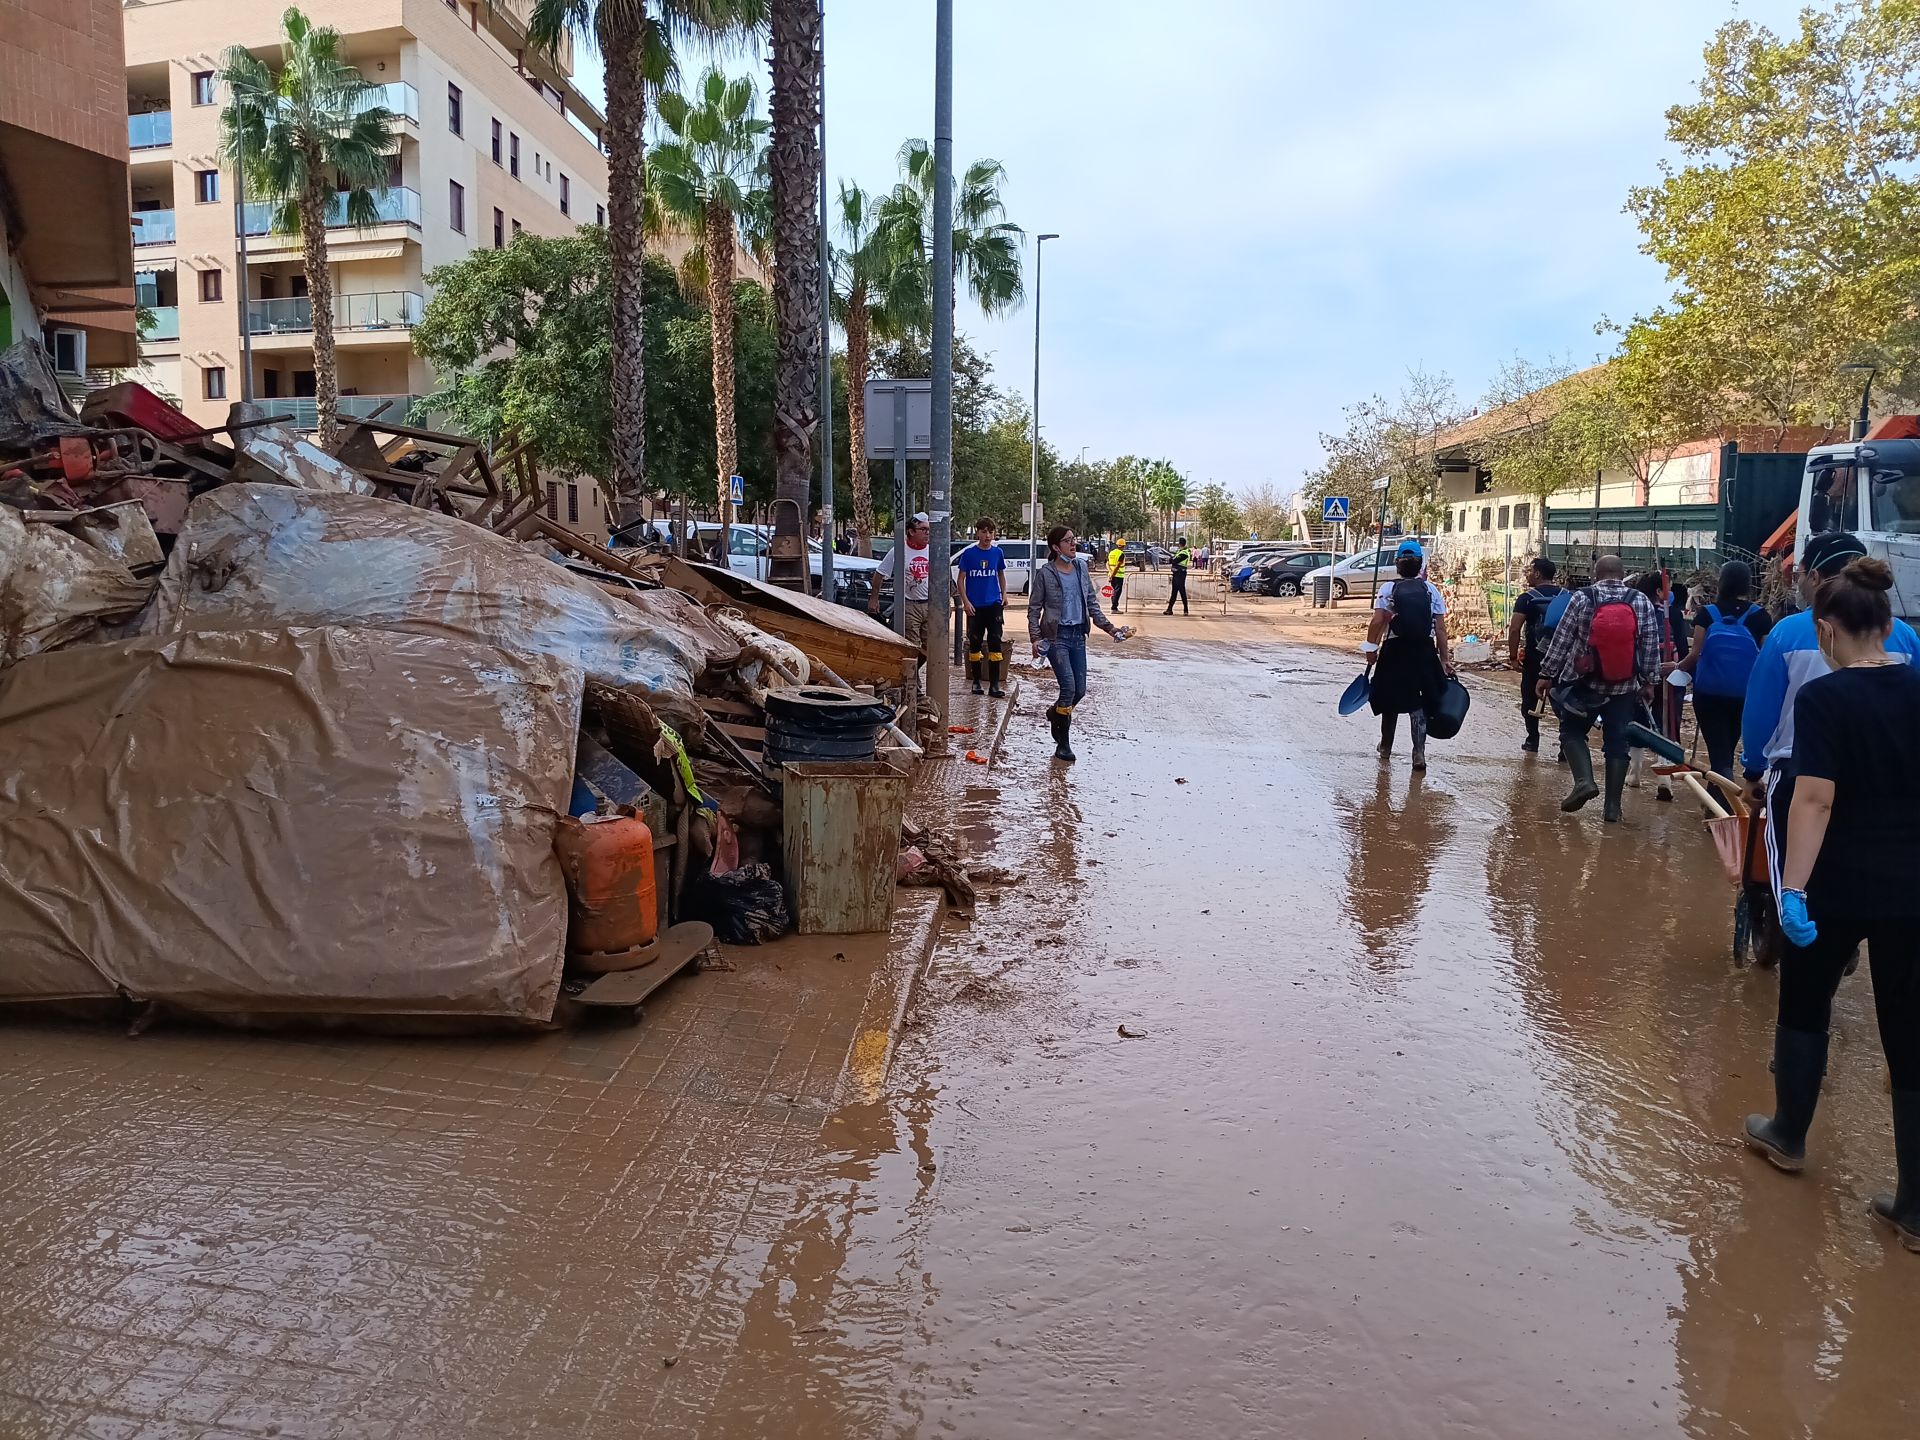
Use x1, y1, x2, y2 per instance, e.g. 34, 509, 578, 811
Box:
1364, 539, 1455, 772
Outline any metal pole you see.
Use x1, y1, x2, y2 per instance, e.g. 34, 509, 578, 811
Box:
1030, 232, 1058, 568
892, 385, 909, 637
926, 0, 956, 738
233, 159, 254, 401
816, 0, 834, 602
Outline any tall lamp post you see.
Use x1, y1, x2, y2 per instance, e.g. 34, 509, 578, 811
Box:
1029, 232, 1059, 564
1842, 361, 1879, 441
926, 0, 956, 742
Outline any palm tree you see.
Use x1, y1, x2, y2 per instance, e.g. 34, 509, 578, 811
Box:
648, 68, 768, 528
879, 139, 1025, 333
766, 0, 823, 575
830, 181, 918, 554
218, 8, 394, 448
1147, 461, 1190, 543
529, 0, 766, 512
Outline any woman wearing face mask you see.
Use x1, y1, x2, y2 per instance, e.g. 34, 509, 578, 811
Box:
1028, 525, 1131, 763
1743, 556, 1920, 1253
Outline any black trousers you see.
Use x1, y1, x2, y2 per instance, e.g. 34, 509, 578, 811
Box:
1165, 571, 1188, 613
1779, 916, 1920, 1090
1110, 575, 1125, 611
1520, 650, 1543, 743
1694, 693, 1744, 778
965, 602, 1005, 686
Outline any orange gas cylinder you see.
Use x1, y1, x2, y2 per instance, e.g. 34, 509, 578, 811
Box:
554, 813, 659, 970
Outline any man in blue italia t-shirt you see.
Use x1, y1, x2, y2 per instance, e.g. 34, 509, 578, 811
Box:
956, 517, 1009, 697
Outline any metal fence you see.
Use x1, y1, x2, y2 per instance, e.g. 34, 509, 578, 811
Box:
1543, 504, 1724, 581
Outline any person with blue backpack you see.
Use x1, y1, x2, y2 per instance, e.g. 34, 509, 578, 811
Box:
1507, 556, 1567, 754
1677, 560, 1772, 778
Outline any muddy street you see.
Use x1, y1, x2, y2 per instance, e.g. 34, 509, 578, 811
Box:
3, 622, 1917, 1439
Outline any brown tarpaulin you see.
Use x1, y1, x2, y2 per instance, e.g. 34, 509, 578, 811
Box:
0, 626, 581, 1022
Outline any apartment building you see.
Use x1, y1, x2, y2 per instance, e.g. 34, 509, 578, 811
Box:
1, 0, 136, 375
123, 0, 611, 428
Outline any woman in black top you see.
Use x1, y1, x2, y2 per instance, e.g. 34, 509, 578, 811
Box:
1743, 557, 1920, 1254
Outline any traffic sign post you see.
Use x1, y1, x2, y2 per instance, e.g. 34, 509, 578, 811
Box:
1322, 496, 1350, 525
866, 380, 933, 639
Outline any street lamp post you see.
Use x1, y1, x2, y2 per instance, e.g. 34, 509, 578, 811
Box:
926, 0, 957, 743
1029, 232, 1059, 566
816, 0, 834, 602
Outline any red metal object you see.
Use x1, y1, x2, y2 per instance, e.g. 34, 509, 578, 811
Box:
55, 436, 94, 483
79, 382, 203, 445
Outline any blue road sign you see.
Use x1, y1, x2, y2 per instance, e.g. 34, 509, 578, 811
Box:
729, 474, 745, 506
1323, 496, 1350, 523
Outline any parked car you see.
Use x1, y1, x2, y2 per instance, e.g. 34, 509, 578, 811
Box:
683, 522, 881, 606
1254, 550, 1340, 597
1123, 540, 1149, 570
1302, 545, 1425, 601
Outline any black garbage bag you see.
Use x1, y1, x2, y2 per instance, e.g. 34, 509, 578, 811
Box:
684, 863, 789, 945
1425, 676, 1472, 740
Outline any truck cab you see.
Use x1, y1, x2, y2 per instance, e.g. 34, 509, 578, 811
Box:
1797, 438, 1920, 618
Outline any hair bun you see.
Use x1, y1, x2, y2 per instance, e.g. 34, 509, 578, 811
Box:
1845, 555, 1894, 592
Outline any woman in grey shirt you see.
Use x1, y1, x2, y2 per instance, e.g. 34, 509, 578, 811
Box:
1028, 525, 1131, 762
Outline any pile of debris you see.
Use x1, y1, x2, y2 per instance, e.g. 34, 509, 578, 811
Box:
0, 341, 923, 1031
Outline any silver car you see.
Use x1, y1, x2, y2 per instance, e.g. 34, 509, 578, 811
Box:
1303, 546, 1405, 601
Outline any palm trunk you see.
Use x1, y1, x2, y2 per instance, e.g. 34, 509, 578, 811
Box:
299, 176, 337, 448
844, 288, 875, 556
706, 198, 738, 530
769, 0, 822, 579
604, 20, 648, 512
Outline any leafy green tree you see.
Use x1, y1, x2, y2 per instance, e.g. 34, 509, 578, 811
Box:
1622, 0, 1920, 435
1051, 458, 1145, 539
649, 67, 769, 526
1194, 482, 1242, 544
528, 0, 766, 508
1237, 480, 1290, 541
879, 141, 1025, 335
1146, 460, 1190, 541
414, 234, 778, 501
831, 181, 918, 552
1305, 368, 1463, 535
218, 7, 395, 447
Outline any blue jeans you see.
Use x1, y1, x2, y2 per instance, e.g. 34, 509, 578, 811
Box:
1048, 626, 1089, 713
1559, 690, 1639, 761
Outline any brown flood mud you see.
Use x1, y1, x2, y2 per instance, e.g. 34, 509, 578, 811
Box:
3, 622, 1917, 1439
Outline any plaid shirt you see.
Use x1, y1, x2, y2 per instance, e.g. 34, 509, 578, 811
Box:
1536, 580, 1662, 697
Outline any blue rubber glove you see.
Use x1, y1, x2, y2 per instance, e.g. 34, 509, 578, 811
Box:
1780, 889, 1818, 948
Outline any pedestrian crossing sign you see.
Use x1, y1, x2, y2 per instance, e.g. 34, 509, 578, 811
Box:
1323, 496, 1350, 523
729, 475, 744, 506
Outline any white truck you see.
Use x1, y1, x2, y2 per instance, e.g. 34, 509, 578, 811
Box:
1795, 436, 1920, 617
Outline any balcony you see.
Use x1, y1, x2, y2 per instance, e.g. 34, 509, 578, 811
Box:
128, 111, 173, 150
353, 81, 420, 125
131, 210, 175, 246
260, 394, 423, 430
141, 306, 179, 343
242, 186, 422, 237
246, 290, 424, 336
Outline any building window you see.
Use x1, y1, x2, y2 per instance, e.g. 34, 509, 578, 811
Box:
204, 366, 226, 400
511, 218, 522, 237
1473, 469, 1494, 495
546, 481, 560, 520
560, 175, 570, 215
492, 208, 504, 247
1441, 509, 1452, 534
1512, 503, 1530, 531
1498, 504, 1511, 530
198, 268, 223, 302
191, 71, 215, 106
534, 150, 541, 174
194, 169, 220, 204
449, 180, 465, 233
567, 484, 579, 523
595, 203, 605, 226
447, 83, 463, 135
491, 118, 502, 164
509, 133, 519, 178
1479, 508, 1492, 532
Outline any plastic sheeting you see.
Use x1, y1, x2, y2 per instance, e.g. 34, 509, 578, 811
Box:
0, 503, 154, 665
141, 485, 707, 698
0, 625, 580, 1021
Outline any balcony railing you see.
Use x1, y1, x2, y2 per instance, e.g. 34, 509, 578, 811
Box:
352, 81, 419, 124
259, 394, 423, 430
131, 209, 175, 246
141, 306, 179, 342
246, 291, 424, 336
128, 111, 173, 149
242, 186, 422, 237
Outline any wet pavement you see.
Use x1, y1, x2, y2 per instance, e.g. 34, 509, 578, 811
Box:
4, 627, 1918, 1437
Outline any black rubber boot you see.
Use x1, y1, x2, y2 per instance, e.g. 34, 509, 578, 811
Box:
1561, 741, 1598, 812
1603, 755, 1629, 823
1869, 1089, 1920, 1252
1743, 1025, 1830, 1172
1522, 713, 1540, 752
1053, 709, 1076, 764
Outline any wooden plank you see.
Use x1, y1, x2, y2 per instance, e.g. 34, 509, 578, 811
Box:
696, 696, 760, 720
715, 721, 766, 745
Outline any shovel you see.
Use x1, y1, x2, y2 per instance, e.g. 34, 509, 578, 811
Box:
1337, 671, 1372, 716
1626, 721, 1750, 817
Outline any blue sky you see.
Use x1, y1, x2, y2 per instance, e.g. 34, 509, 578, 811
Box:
575, 0, 1808, 498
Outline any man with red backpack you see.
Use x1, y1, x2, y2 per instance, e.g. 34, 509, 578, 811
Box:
1534, 553, 1663, 823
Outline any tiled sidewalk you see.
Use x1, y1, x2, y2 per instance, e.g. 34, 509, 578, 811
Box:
0, 892, 942, 1439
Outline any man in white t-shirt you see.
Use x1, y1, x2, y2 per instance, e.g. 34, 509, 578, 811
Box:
869, 513, 933, 656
